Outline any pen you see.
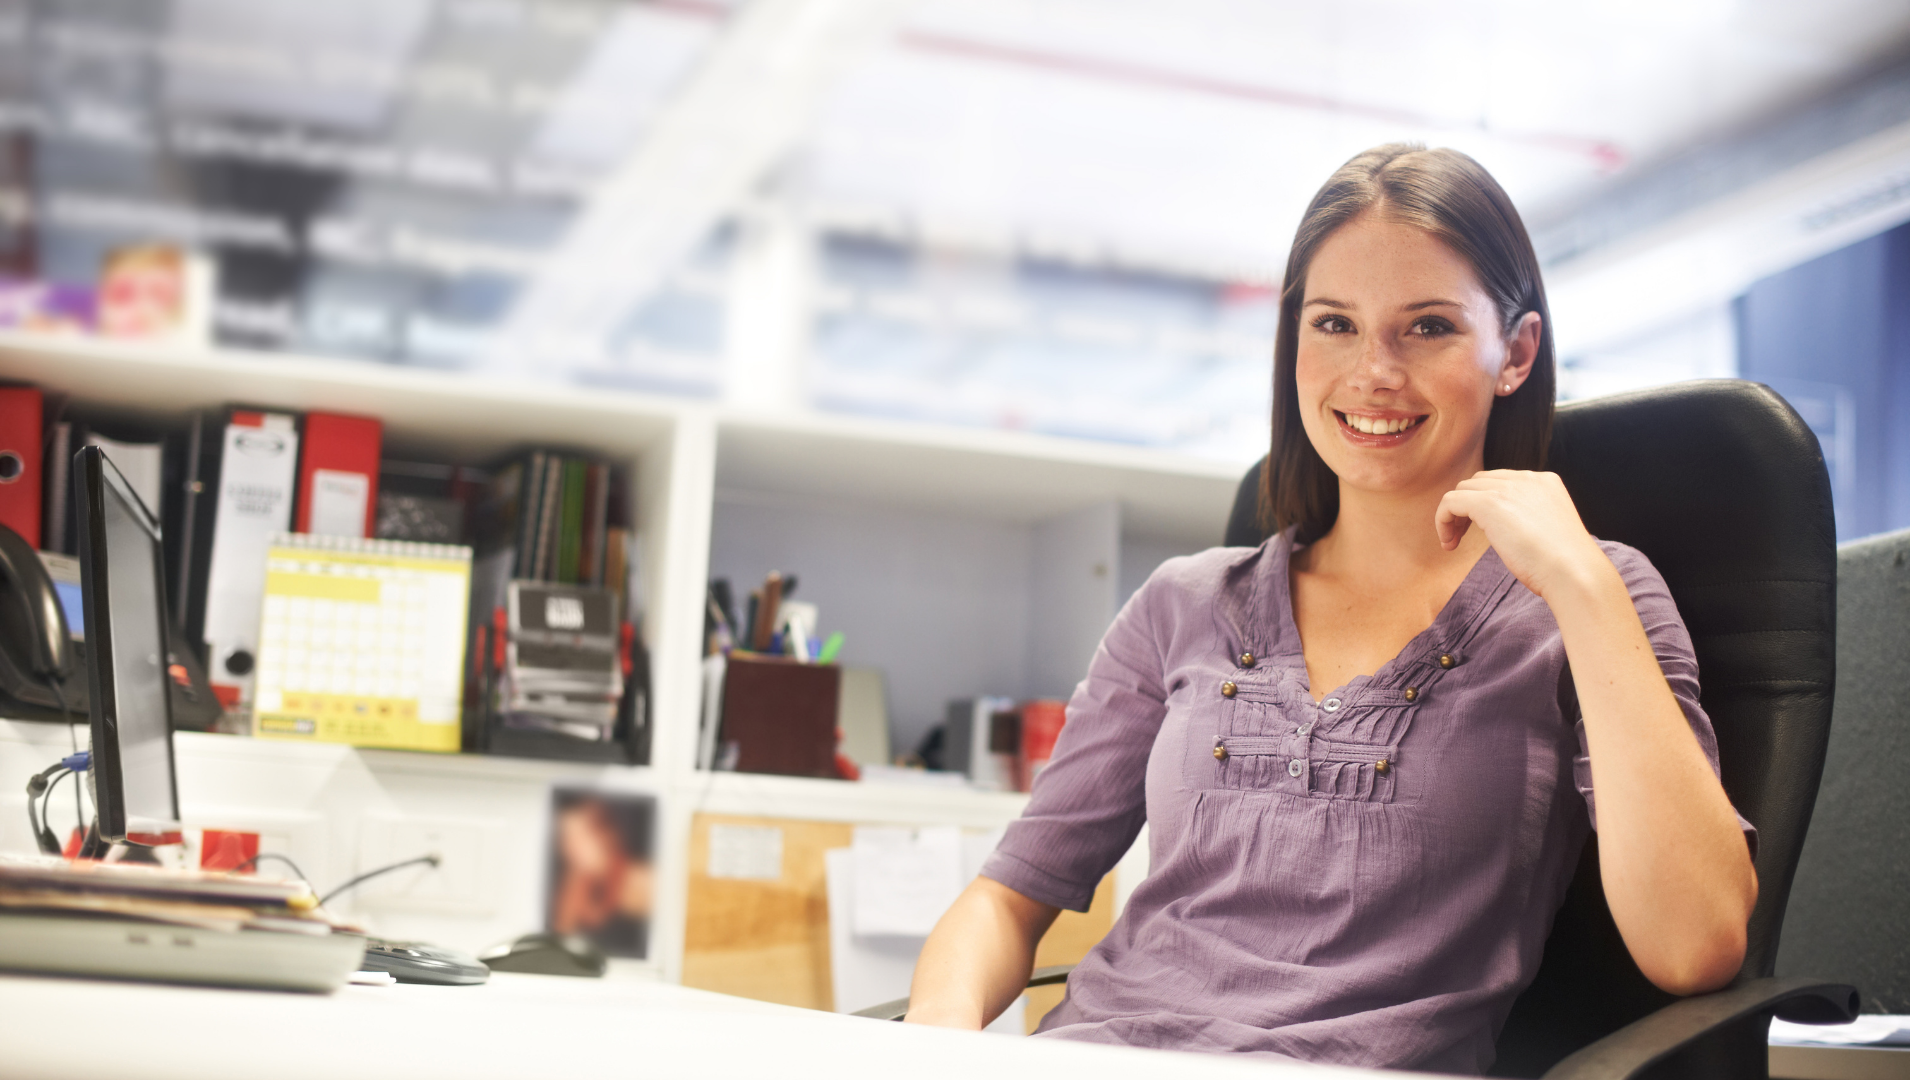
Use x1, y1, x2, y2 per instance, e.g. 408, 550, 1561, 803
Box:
751, 572, 783, 653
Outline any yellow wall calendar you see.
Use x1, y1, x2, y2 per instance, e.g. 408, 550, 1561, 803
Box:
252, 533, 472, 752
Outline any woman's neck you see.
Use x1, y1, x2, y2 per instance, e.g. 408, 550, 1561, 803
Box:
1302, 472, 1490, 583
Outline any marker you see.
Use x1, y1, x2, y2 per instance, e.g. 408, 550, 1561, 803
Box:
817, 632, 844, 664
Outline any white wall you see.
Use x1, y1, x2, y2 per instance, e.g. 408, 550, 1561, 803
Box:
1030, 501, 1119, 700
1118, 532, 1209, 610
709, 492, 1036, 757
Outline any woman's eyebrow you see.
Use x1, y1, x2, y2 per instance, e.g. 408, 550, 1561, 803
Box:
1302, 297, 1350, 309
1403, 299, 1463, 311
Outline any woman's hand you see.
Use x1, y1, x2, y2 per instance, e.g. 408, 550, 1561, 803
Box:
1433, 470, 1608, 603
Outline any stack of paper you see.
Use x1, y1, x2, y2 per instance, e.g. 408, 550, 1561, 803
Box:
1770, 1016, 1910, 1046
0, 853, 329, 933
0, 854, 367, 992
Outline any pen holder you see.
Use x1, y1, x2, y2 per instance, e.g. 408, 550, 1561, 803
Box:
718, 655, 841, 779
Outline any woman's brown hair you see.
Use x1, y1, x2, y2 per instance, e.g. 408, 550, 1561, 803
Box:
1260, 143, 1556, 543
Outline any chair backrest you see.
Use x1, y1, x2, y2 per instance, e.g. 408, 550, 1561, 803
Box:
1774, 528, 1910, 1012
1222, 380, 1839, 1076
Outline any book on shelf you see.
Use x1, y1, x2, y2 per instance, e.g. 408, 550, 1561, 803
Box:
82, 432, 165, 521
33, 408, 186, 567
293, 412, 382, 539
473, 450, 629, 588
41, 419, 70, 554
373, 459, 482, 544
196, 409, 301, 713
0, 385, 41, 547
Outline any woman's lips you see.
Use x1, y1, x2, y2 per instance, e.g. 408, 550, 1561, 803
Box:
1334, 410, 1427, 446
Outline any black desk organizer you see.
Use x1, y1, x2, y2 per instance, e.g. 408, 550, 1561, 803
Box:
464, 598, 651, 767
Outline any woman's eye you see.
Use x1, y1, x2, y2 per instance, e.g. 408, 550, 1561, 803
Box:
1410, 318, 1453, 337
1311, 315, 1353, 334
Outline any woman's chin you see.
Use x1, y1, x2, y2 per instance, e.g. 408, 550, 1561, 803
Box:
1328, 456, 1463, 499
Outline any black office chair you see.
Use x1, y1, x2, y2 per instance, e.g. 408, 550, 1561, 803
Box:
859, 381, 1858, 1078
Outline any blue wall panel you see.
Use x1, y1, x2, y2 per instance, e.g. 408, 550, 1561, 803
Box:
1737, 223, 1910, 542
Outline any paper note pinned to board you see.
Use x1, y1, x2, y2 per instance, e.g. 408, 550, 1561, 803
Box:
851, 826, 965, 936
708, 825, 784, 880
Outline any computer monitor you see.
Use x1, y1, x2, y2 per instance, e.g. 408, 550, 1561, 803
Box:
74, 446, 181, 844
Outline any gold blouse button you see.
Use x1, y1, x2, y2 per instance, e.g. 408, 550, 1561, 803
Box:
1238, 652, 1255, 668
1403, 686, 1418, 702
1221, 681, 1238, 698
1375, 758, 1391, 775
1438, 653, 1456, 669
1213, 745, 1229, 761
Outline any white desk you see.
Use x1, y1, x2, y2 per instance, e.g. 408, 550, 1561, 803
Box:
0, 971, 1390, 1080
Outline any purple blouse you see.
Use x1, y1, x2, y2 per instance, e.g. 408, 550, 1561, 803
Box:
979, 531, 1750, 1074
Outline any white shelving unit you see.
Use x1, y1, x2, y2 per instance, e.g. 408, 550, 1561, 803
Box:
0, 332, 1246, 983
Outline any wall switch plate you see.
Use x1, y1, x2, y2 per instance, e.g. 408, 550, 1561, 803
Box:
354, 815, 499, 916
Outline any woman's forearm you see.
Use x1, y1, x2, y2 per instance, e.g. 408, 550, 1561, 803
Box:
1546, 558, 1757, 995
905, 877, 1060, 1029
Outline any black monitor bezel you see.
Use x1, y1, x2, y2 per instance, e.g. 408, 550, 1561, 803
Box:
74, 445, 181, 844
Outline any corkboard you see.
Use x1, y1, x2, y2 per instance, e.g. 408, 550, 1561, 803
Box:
682, 813, 852, 1010
681, 811, 1116, 1031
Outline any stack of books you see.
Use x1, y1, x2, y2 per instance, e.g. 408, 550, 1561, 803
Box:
0, 854, 366, 992
479, 450, 630, 588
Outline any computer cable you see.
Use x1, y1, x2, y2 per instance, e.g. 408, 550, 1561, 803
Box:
24, 751, 89, 856
319, 854, 442, 907
39, 768, 71, 847
64, 709, 82, 840
217, 851, 441, 907
230, 853, 312, 883
25, 768, 65, 855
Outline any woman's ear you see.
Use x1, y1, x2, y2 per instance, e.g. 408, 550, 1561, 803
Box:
1499, 311, 1542, 394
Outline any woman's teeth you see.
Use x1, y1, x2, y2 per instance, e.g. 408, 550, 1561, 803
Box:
1342, 413, 1422, 435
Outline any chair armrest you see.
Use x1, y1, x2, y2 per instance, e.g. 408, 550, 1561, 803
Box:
1540, 976, 1859, 1079
850, 964, 1077, 1022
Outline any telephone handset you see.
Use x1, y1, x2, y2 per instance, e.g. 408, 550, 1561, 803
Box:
0, 521, 71, 682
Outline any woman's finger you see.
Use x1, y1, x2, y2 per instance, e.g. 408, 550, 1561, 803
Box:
1434, 489, 1484, 550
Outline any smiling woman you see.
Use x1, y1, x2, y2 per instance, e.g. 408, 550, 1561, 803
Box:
901, 144, 1758, 1075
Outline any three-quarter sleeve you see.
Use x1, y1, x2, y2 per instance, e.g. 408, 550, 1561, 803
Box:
979, 565, 1178, 912
1571, 542, 1757, 852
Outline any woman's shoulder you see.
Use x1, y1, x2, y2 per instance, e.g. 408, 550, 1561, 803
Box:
1591, 537, 1674, 594
1136, 540, 1274, 602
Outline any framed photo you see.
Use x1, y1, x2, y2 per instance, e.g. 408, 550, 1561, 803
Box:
546, 787, 655, 959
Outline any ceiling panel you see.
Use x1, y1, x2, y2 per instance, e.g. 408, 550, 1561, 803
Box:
793, 0, 1910, 275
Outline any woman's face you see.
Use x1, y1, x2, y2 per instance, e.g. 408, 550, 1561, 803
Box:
1294, 212, 1538, 499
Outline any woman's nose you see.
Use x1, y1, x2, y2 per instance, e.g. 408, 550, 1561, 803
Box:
1348, 336, 1407, 392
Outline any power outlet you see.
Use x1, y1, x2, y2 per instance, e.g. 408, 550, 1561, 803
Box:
354, 815, 498, 915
